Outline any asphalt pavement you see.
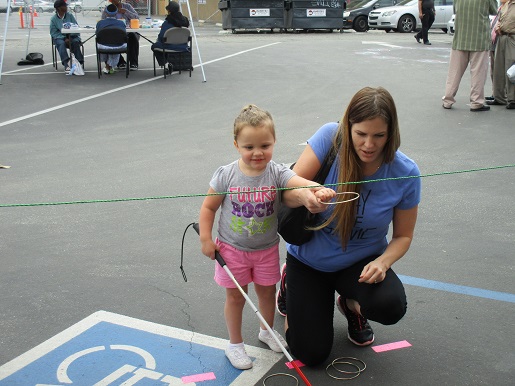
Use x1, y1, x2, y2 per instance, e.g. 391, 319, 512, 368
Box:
1, 11, 514, 386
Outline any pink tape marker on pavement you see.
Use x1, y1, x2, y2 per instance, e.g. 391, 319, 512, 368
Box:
181, 372, 216, 383
372, 340, 412, 353
285, 359, 305, 369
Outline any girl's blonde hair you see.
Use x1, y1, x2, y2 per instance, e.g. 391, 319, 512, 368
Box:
316, 87, 401, 248
233, 104, 275, 140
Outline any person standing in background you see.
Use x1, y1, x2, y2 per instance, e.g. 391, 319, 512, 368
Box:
442, 0, 498, 112
414, 0, 436, 45
488, 0, 515, 109
486, 0, 507, 101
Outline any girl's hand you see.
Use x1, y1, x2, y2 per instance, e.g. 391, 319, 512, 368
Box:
201, 239, 218, 260
358, 259, 388, 284
314, 187, 336, 203
298, 187, 328, 214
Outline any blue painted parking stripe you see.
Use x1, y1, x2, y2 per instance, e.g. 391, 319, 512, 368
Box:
399, 275, 515, 303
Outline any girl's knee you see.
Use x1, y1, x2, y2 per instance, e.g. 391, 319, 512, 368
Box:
226, 289, 246, 306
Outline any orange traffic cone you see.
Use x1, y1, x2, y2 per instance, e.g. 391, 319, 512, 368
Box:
19, 9, 24, 29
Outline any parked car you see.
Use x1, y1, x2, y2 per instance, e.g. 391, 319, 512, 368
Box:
32, 0, 54, 13
2, 0, 52, 13
448, 13, 496, 36
66, 0, 83, 13
0, 0, 15, 13
447, 13, 455, 35
343, 0, 400, 32
0, 0, 26, 12
368, 0, 454, 33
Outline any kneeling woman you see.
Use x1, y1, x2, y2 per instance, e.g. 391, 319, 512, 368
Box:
280, 87, 421, 366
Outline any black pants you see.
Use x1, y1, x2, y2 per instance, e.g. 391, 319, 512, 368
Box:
285, 253, 407, 366
416, 8, 435, 43
118, 32, 139, 66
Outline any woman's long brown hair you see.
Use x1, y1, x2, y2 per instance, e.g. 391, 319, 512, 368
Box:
314, 87, 401, 249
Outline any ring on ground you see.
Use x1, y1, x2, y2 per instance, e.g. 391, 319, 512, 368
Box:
326, 361, 362, 380
263, 372, 299, 385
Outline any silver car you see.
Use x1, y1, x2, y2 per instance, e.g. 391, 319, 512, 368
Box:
368, 0, 454, 33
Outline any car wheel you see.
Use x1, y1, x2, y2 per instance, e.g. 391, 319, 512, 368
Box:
353, 16, 368, 32
397, 14, 415, 33
36, 7, 43, 13
441, 28, 448, 33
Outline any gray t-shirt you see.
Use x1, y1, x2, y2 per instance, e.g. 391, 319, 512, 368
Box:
210, 160, 296, 252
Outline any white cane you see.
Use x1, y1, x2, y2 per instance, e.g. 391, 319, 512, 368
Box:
192, 223, 311, 385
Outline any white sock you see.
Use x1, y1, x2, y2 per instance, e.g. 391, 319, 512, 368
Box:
259, 328, 272, 337
228, 342, 244, 350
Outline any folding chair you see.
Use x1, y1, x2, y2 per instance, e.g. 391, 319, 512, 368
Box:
152, 27, 193, 79
95, 28, 129, 79
51, 37, 85, 71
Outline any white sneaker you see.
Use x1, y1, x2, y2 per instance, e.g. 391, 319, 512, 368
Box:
258, 329, 288, 353
225, 345, 253, 370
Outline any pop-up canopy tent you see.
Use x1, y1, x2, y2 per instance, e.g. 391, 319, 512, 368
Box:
0, 0, 206, 84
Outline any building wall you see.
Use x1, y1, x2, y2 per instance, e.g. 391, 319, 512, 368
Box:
156, 0, 222, 23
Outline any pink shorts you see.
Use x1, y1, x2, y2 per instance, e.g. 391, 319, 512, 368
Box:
214, 239, 281, 288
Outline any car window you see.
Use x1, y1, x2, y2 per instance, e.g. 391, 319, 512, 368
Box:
377, 0, 397, 7
398, 0, 416, 6
434, 0, 445, 5
349, 0, 374, 9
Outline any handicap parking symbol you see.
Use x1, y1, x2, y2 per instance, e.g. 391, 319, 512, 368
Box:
0, 311, 281, 385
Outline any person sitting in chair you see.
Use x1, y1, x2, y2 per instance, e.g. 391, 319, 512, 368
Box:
50, 0, 84, 73
102, 0, 140, 70
96, 4, 127, 75
151, 1, 190, 73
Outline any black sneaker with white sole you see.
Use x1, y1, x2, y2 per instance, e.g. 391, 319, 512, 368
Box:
130, 64, 138, 71
276, 263, 287, 317
336, 295, 374, 346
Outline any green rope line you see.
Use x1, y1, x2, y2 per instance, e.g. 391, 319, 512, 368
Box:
1, 164, 514, 208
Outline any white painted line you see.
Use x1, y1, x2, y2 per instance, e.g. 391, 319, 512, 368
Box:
0, 310, 283, 385
362, 41, 402, 48
0, 42, 282, 128
56, 346, 105, 383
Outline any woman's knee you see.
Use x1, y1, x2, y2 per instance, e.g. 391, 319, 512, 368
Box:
364, 296, 407, 325
287, 328, 333, 366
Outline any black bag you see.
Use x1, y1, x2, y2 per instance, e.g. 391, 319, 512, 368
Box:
278, 145, 339, 245
17, 52, 44, 66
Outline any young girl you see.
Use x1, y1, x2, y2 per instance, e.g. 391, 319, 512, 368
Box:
199, 104, 335, 370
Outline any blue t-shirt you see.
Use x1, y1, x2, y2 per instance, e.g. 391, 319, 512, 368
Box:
287, 122, 421, 272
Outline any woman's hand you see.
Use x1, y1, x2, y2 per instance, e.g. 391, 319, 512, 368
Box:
298, 187, 330, 214
358, 259, 388, 284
